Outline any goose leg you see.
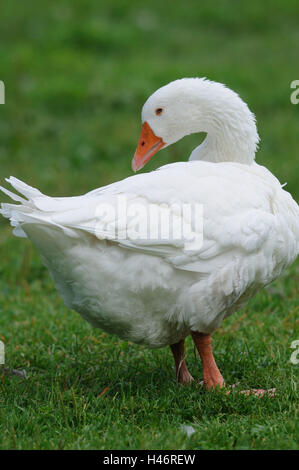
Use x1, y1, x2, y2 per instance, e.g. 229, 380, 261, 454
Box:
191, 332, 224, 390
170, 339, 194, 384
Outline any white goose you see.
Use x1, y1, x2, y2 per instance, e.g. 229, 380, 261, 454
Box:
1, 78, 298, 390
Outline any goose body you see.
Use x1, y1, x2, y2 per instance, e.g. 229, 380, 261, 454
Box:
1, 78, 298, 387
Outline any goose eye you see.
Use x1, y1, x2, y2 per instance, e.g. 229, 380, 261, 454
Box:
155, 108, 163, 116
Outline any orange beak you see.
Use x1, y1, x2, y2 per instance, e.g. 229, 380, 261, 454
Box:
132, 122, 165, 172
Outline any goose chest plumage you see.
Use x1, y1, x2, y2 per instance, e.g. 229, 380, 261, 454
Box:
1, 78, 298, 390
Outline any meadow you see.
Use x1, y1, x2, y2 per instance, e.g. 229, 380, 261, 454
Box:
0, 0, 298, 449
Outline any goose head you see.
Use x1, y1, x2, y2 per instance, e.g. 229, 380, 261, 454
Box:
132, 78, 259, 171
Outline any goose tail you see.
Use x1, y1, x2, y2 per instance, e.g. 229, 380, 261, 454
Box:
0, 176, 45, 237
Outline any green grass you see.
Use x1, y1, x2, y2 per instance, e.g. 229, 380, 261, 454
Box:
0, 0, 298, 450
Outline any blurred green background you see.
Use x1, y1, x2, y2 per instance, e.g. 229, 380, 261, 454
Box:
1, 0, 299, 197
0, 0, 298, 450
